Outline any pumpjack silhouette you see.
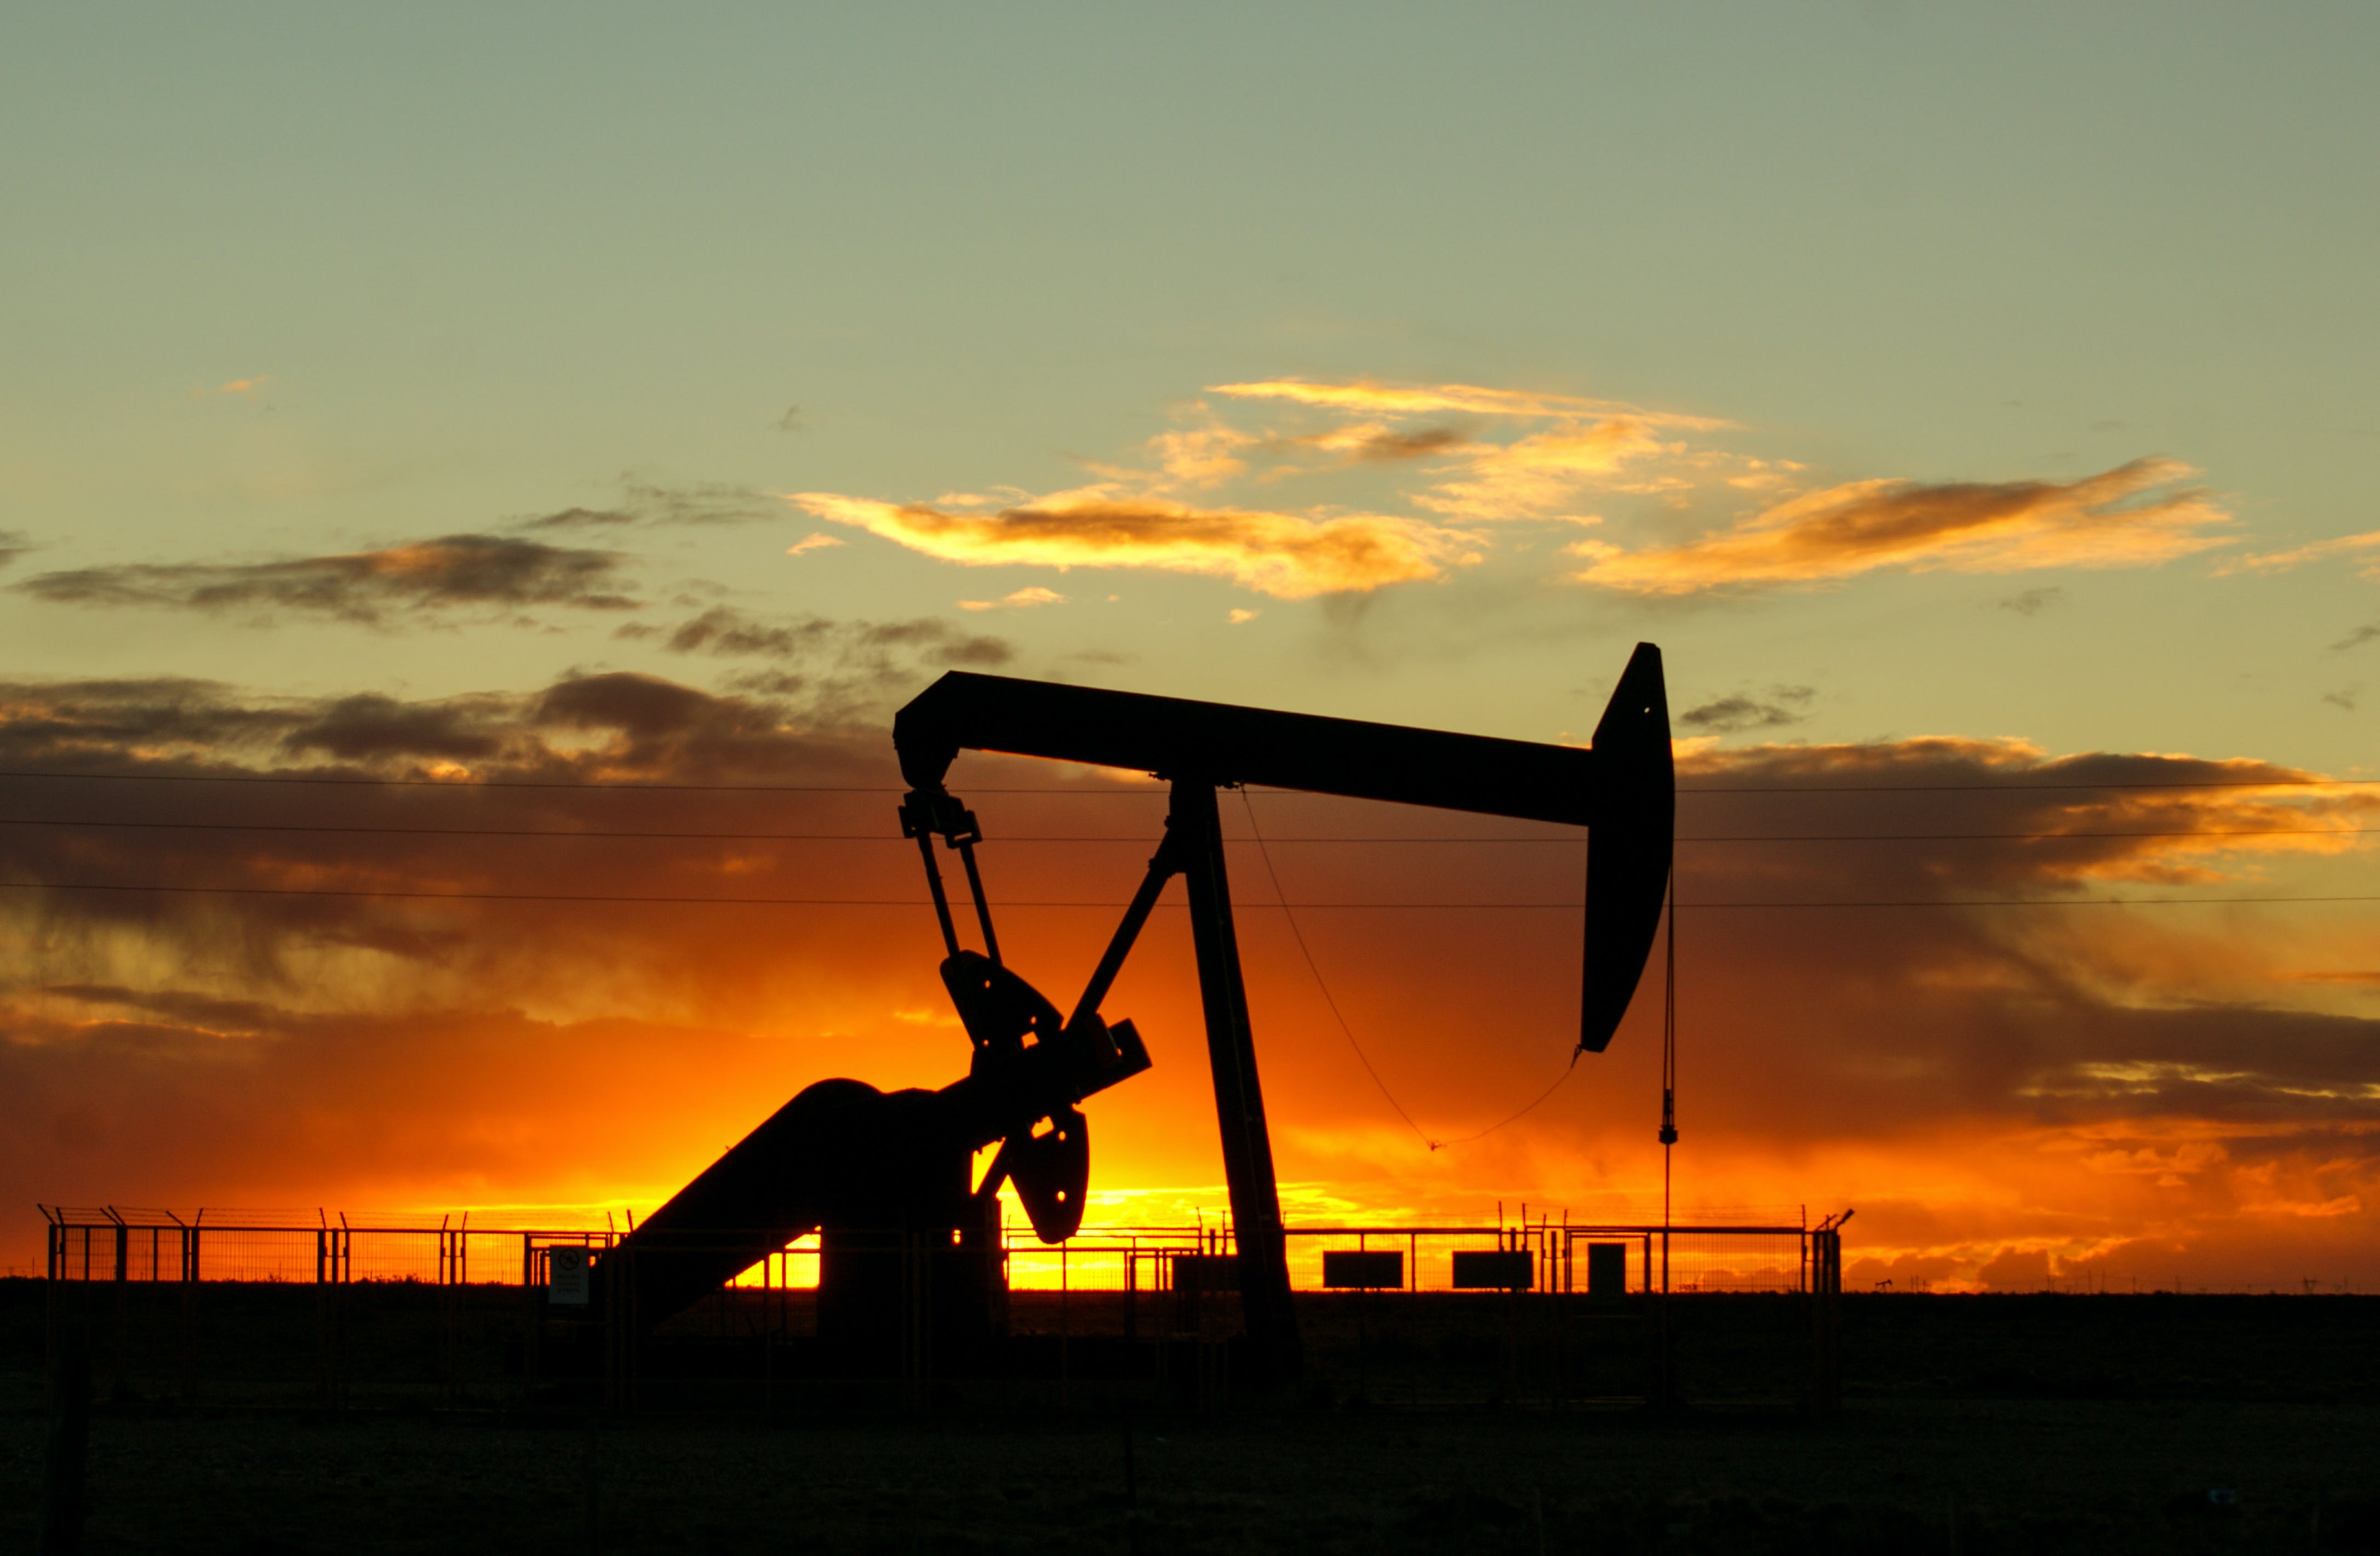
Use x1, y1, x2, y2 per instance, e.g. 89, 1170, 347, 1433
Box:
603, 643, 1674, 1383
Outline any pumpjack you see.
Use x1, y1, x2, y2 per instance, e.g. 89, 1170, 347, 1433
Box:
604, 643, 1673, 1385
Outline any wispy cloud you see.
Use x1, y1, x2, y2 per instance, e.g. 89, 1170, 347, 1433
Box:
2227, 527, 2380, 580
789, 377, 2246, 605
16, 535, 638, 624
1999, 586, 2067, 616
521, 478, 776, 531
615, 605, 1011, 679
788, 492, 1471, 599
957, 587, 1066, 611
1571, 458, 2232, 594
192, 376, 269, 399
2332, 623, 2380, 654
1679, 685, 1815, 734
1216, 377, 1725, 523
785, 533, 844, 557
1409, 420, 1681, 522
1211, 377, 1723, 427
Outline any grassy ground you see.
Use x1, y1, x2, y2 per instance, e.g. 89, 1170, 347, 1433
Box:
4, 1281, 2377, 1553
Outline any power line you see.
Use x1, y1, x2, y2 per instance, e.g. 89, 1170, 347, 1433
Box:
1239, 787, 1586, 1152
1669, 778, 2380, 794
0, 766, 2372, 795
0, 769, 1119, 794
1682, 828, 2380, 842
1426, 1053, 1581, 1149
0, 816, 2368, 844
0, 880, 2370, 908
1238, 790, 1440, 1149
1683, 895, 2380, 908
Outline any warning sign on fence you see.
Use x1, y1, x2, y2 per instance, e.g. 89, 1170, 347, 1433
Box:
548, 1245, 590, 1306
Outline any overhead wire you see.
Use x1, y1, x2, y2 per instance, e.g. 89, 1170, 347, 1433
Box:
1235, 789, 1443, 1151
0, 766, 2375, 794
1238, 790, 1593, 1151
7, 757, 2370, 1147
0, 880, 2372, 909
6, 751, 2367, 1167
0, 817, 2370, 843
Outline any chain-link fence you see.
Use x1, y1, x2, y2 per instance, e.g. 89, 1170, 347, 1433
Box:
30, 1205, 1844, 1412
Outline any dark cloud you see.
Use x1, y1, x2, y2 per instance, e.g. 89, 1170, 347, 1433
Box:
523, 479, 775, 531
519, 506, 637, 530
654, 607, 832, 658
285, 693, 513, 762
1998, 586, 2066, 615
2323, 688, 2359, 712
616, 606, 1014, 699
1351, 427, 1466, 463
777, 405, 806, 434
854, 618, 1014, 668
2, 681, 2376, 1290
0, 667, 1141, 1243
0, 530, 31, 568
2331, 623, 2380, 653
1679, 685, 1815, 734
0, 675, 307, 756
16, 535, 637, 624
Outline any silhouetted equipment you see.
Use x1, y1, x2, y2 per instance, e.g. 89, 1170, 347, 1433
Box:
605, 643, 1673, 1385
1451, 1250, 1536, 1290
1321, 1251, 1404, 1290
1170, 1255, 1241, 1295
1586, 1242, 1628, 1301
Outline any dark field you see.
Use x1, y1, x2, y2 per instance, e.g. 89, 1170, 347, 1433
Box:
5, 1279, 2378, 1553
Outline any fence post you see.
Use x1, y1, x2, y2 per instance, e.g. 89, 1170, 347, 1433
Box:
1809, 1226, 1842, 1415
602, 1243, 634, 1411
38, 1324, 89, 1556
1809, 1227, 1846, 1427
315, 1235, 329, 1410
174, 1217, 195, 1406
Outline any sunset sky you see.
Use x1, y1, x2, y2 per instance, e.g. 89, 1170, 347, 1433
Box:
4, 5, 2377, 1292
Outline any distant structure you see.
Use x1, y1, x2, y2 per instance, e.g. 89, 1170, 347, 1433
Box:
604, 644, 1675, 1383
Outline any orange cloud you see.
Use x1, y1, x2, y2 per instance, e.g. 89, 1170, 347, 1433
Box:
1218, 379, 1725, 522
784, 381, 2248, 605
1412, 420, 1680, 521
1571, 457, 2233, 593
1294, 422, 1472, 465
1211, 377, 1724, 427
2226, 527, 2380, 580
957, 586, 1066, 611
788, 491, 1472, 598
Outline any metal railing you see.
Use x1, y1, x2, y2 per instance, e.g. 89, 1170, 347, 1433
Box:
31, 1204, 1846, 1411
39, 1206, 1829, 1297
